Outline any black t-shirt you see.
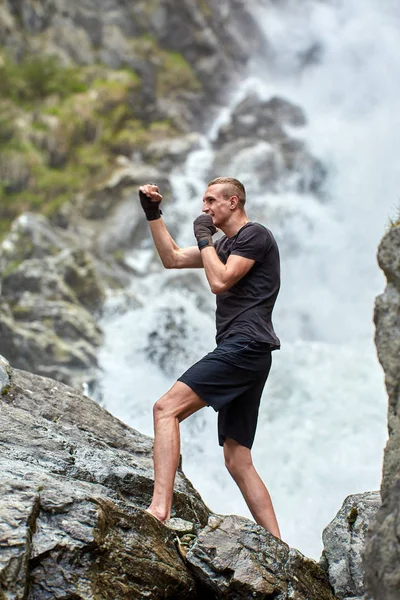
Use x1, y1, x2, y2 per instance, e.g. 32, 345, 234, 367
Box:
214, 222, 280, 348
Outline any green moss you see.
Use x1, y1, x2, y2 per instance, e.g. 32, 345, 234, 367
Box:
347, 506, 358, 528
157, 50, 201, 96
75, 144, 108, 175
0, 53, 87, 105
0, 50, 190, 237
0, 219, 12, 238
130, 37, 200, 97
388, 206, 400, 228
198, 0, 212, 17
1, 384, 10, 396
1, 259, 23, 279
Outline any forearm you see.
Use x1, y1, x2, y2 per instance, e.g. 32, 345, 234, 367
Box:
148, 218, 180, 268
199, 246, 230, 294
148, 219, 202, 269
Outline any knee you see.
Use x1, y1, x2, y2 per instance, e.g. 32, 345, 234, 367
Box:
153, 398, 169, 423
153, 393, 177, 423
224, 449, 253, 479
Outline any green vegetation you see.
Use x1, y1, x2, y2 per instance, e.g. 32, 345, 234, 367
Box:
0, 54, 87, 104
130, 36, 200, 96
388, 206, 400, 228
0, 45, 201, 238
158, 50, 201, 95
198, 0, 212, 18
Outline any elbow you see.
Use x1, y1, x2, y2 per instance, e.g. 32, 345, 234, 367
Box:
162, 258, 175, 269
210, 282, 227, 295
161, 254, 177, 269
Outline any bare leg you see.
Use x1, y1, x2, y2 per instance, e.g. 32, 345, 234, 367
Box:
223, 437, 281, 538
147, 381, 206, 522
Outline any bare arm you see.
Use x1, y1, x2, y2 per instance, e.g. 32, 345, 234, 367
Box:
148, 219, 203, 268
140, 184, 203, 269
199, 246, 255, 294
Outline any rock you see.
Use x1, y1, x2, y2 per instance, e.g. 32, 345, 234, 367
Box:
364, 224, 400, 600
0, 362, 209, 598
321, 492, 381, 599
0, 215, 106, 389
0, 355, 11, 395
215, 93, 307, 148
80, 164, 170, 221
0, 212, 67, 267
0, 0, 265, 114
0, 148, 31, 192
186, 513, 336, 599
144, 132, 202, 170
211, 93, 326, 195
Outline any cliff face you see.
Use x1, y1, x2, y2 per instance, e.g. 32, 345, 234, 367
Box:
0, 0, 265, 107
364, 224, 400, 600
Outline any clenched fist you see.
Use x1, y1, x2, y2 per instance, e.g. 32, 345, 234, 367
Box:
139, 184, 163, 221
193, 214, 217, 249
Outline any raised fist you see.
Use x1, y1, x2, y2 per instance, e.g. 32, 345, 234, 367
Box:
139, 184, 163, 221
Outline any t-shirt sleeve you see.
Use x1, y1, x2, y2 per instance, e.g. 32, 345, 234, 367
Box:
231, 224, 271, 262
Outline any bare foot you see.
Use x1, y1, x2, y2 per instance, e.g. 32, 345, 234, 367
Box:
145, 508, 166, 523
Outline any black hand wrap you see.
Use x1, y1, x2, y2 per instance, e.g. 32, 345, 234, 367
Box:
193, 214, 217, 249
139, 190, 163, 221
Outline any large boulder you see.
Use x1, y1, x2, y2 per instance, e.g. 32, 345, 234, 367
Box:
187, 513, 336, 599
0, 356, 340, 599
364, 224, 400, 600
321, 492, 381, 599
0, 356, 208, 599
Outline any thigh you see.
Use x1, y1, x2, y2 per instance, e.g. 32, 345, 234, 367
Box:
157, 381, 207, 422
218, 358, 272, 450
178, 339, 272, 413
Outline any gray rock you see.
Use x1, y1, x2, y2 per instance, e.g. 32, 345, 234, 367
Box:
0, 364, 210, 598
321, 492, 381, 599
80, 164, 170, 221
186, 513, 336, 599
0, 0, 265, 115
0, 355, 11, 396
211, 93, 326, 195
364, 224, 400, 600
144, 132, 202, 170
0, 213, 67, 268
0, 362, 345, 598
0, 215, 106, 389
215, 93, 307, 148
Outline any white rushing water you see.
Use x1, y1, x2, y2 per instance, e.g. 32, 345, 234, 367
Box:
98, 0, 399, 558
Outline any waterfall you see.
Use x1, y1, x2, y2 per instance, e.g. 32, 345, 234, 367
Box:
98, 0, 398, 557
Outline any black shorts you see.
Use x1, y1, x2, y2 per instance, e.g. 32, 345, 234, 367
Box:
177, 336, 272, 449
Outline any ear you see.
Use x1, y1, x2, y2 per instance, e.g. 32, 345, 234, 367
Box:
230, 195, 239, 210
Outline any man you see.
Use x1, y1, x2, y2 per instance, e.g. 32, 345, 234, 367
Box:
139, 177, 281, 538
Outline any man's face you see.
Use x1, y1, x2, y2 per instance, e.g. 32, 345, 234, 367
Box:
202, 184, 232, 228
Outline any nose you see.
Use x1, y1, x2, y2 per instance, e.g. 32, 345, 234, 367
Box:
202, 203, 209, 213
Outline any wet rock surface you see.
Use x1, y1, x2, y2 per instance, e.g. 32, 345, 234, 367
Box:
0, 358, 339, 599
364, 224, 400, 600
187, 514, 336, 600
0, 359, 207, 599
321, 492, 380, 599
